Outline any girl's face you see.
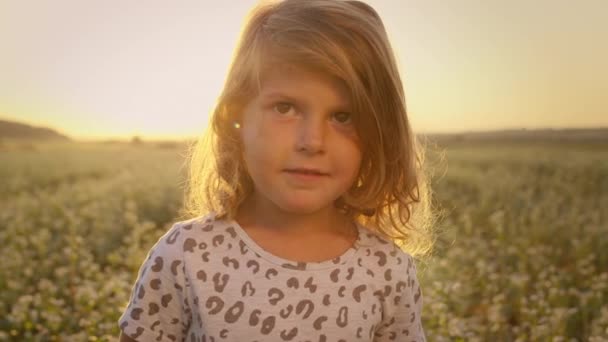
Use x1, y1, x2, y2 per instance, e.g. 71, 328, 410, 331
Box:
240, 65, 362, 216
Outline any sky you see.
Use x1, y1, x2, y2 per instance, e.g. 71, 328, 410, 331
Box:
0, 0, 606, 140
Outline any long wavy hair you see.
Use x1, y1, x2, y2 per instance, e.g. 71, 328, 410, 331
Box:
183, 0, 437, 256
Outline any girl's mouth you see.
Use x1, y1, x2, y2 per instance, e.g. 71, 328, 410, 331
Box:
284, 168, 327, 176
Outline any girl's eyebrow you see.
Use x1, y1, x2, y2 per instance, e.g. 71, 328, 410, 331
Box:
261, 91, 297, 101
261, 91, 352, 111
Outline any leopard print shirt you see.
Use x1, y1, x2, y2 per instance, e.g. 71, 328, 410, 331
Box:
118, 213, 425, 341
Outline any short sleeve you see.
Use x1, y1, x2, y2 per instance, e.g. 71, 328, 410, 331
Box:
374, 253, 426, 342
118, 223, 192, 341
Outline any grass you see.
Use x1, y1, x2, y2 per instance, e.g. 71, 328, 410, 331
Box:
0, 140, 606, 341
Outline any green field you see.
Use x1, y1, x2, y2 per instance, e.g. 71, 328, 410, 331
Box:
1, 140, 606, 341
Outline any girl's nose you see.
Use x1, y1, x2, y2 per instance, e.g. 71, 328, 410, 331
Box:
295, 115, 325, 154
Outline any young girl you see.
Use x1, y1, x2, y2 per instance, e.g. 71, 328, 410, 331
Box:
119, 0, 434, 341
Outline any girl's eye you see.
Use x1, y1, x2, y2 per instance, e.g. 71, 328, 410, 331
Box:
333, 112, 352, 124
273, 102, 295, 115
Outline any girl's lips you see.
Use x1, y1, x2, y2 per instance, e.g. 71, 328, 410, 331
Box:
284, 168, 328, 176
283, 169, 328, 181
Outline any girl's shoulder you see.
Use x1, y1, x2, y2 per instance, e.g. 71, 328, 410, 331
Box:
355, 224, 418, 277
150, 212, 232, 255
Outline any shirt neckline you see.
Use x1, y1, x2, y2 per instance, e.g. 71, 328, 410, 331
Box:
228, 218, 362, 271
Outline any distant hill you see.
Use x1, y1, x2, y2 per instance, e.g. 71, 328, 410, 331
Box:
423, 128, 608, 144
0, 119, 71, 141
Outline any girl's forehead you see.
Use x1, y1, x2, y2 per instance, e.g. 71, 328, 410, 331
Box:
257, 64, 351, 102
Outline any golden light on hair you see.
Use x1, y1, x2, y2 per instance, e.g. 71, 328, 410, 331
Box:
183, 0, 439, 257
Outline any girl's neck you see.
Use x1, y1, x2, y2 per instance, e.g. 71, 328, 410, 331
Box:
235, 195, 353, 239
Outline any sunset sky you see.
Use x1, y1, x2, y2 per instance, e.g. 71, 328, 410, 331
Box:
1, 0, 606, 140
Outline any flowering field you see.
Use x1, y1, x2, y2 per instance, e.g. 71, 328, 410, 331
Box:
1, 140, 606, 341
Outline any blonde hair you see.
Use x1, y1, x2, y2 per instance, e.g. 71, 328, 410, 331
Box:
184, 0, 437, 256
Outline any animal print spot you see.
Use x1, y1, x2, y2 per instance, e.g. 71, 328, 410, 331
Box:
205, 296, 224, 315
212, 234, 224, 247
148, 302, 159, 315
280, 304, 293, 319
198, 242, 208, 250
132, 327, 144, 338
346, 267, 354, 280
201, 252, 210, 262
338, 286, 346, 297
286, 277, 299, 289
332, 256, 341, 264
174, 282, 182, 291
239, 240, 248, 255
170, 260, 181, 276
137, 284, 145, 299
249, 309, 261, 326
201, 224, 213, 232
166, 229, 180, 244
161, 294, 173, 307
224, 301, 244, 323
313, 316, 328, 330
295, 299, 314, 319
150, 278, 161, 290
222, 256, 239, 269
212, 273, 229, 292
352, 284, 367, 302
356, 327, 363, 338
304, 277, 317, 293
384, 285, 392, 297
183, 223, 193, 230
241, 281, 255, 296
330, 269, 340, 282
151, 257, 163, 272
183, 238, 197, 252
384, 269, 392, 281
414, 286, 421, 303
226, 226, 237, 238
280, 327, 298, 341
151, 320, 160, 331
219, 329, 228, 338
336, 306, 348, 327
261, 316, 276, 335
374, 251, 387, 266
410, 312, 416, 323
268, 288, 285, 305
247, 260, 260, 274
265, 268, 278, 280
130, 307, 143, 320
322, 294, 331, 306
197, 270, 207, 281
396, 281, 407, 293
